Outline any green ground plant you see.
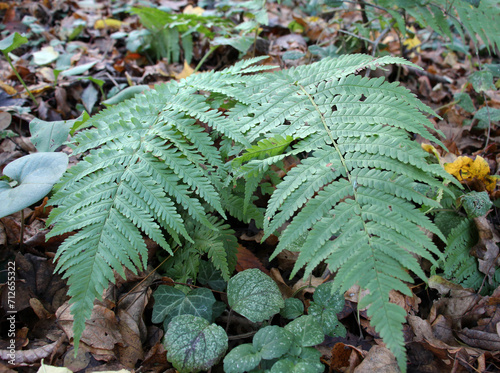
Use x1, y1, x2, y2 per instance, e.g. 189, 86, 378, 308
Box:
46, 53, 459, 371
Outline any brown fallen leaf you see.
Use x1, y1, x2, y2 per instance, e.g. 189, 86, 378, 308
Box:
353, 345, 400, 373
0, 341, 59, 365
236, 244, 269, 274
471, 216, 500, 281
56, 303, 121, 351
457, 328, 500, 350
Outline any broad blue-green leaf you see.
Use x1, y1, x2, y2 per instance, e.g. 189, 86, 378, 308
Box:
0, 152, 68, 218
152, 286, 216, 326
473, 107, 500, 129
309, 303, 346, 337
30, 118, 73, 152
212, 36, 254, 53
102, 85, 151, 106
165, 315, 228, 373
0, 32, 28, 54
253, 325, 294, 360
228, 269, 284, 323
223, 344, 261, 373
271, 347, 323, 373
60, 61, 98, 77
281, 298, 304, 320
198, 260, 227, 292
284, 315, 324, 347
485, 64, 500, 77
81, 84, 99, 113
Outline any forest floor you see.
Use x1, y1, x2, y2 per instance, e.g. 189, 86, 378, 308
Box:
0, 0, 500, 372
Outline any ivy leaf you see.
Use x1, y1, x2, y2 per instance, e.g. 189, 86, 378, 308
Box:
284, 315, 324, 347
253, 325, 294, 360
0, 152, 68, 218
164, 314, 228, 373
198, 260, 227, 292
281, 298, 304, 320
152, 286, 216, 326
227, 268, 284, 323
223, 344, 261, 373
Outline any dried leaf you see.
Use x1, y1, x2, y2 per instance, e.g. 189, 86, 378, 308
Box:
174, 61, 195, 80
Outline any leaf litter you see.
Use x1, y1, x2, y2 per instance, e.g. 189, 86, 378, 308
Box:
0, 0, 499, 372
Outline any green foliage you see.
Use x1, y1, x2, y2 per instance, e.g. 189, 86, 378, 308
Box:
281, 298, 304, 320
46, 57, 270, 350
435, 217, 484, 289
152, 286, 216, 328
48, 54, 455, 370
227, 268, 285, 322
374, 0, 500, 53
223, 317, 325, 373
229, 54, 457, 370
0, 153, 68, 219
164, 314, 228, 373
161, 216, 238, 283
308, 282, 346, 337
130, 7, 231, 63
0, 32, 37, 104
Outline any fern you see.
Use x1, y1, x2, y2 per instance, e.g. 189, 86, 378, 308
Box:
375, 0, 500, 53
50, 53, 458, 370
46, 57, 272, 350
231, 55, 459, 371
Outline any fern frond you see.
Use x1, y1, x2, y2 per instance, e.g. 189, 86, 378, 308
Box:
229, 56, 458, 371
47, 60, 269, 349
376, 0, 500, 53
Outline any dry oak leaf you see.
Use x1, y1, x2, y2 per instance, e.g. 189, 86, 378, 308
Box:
444, 155, 497, 192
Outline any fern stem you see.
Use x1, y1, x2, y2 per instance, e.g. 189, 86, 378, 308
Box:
297, 84, 353, 185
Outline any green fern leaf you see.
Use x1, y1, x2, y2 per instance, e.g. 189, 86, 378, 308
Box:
47, 60, 266, 349
230, 56, 459, 371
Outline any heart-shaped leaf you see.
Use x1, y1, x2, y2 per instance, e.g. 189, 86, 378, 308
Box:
152, 286, 216, 326
227, 268, 284, 323
223, 344, 261, 373
164, 314, 228, 373
280, 298, 304, 320
253, 325, 294, 360
0, 32, 28, 55
0, 152, 68, 218
284, 315, 324, 347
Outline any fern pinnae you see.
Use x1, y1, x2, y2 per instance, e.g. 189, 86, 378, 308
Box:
255, 61, 452, 369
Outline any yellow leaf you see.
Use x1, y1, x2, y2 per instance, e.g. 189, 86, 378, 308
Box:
421, 143, 440, 161
469, 156, 490, 180
403, 26, 421, 53
444, 156, 497, 191
94, 18, 122, 30
174, 61, 195, 80
183, 5, 204, 15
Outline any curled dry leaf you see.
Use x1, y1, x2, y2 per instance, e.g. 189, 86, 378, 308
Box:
0, 341, 58, 365
471, 216, 500, 281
